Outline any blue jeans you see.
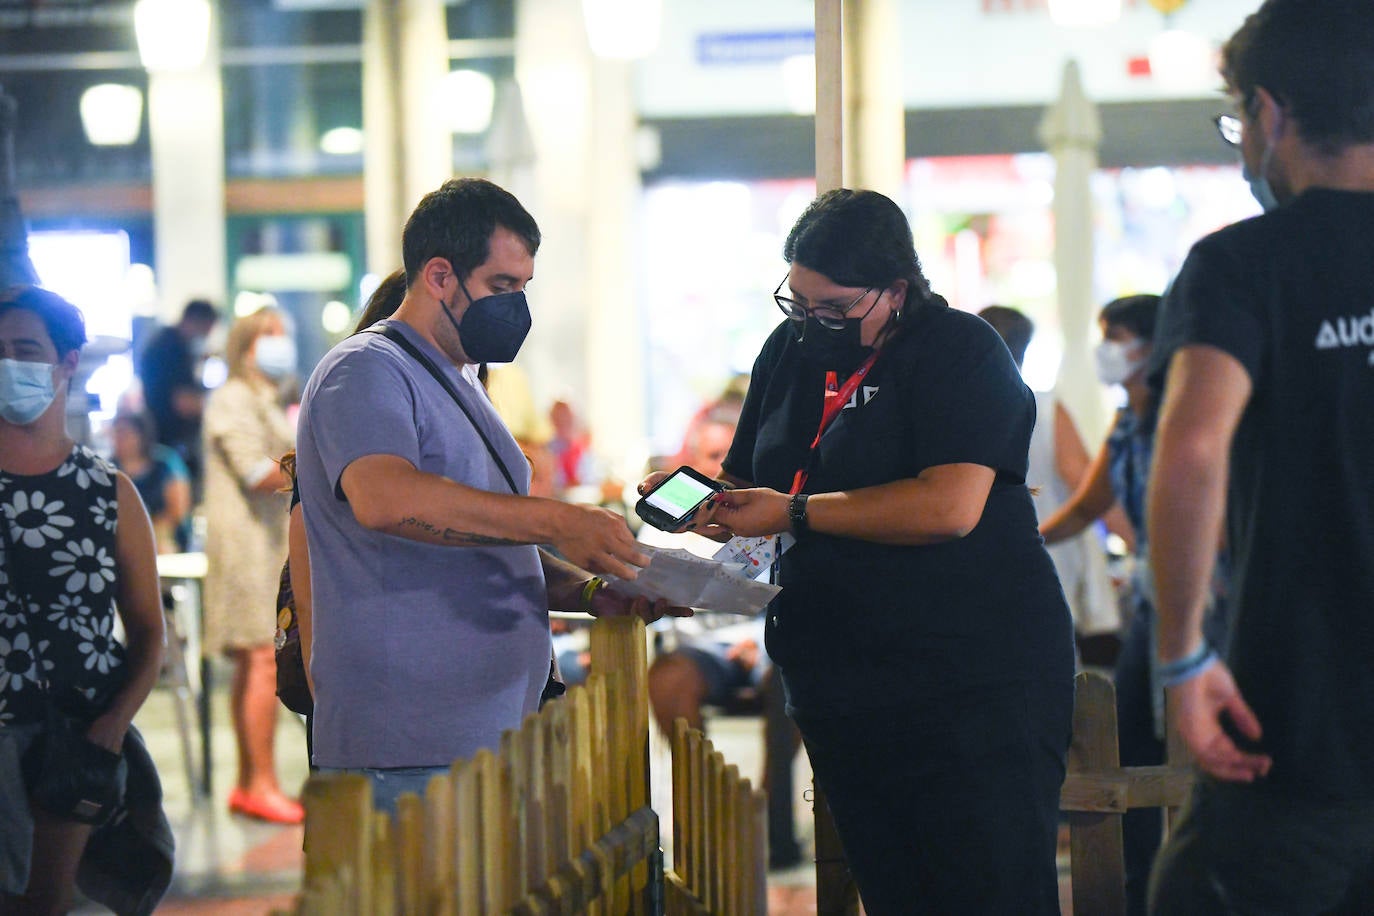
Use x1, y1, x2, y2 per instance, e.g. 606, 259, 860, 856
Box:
315, 765, 450, 815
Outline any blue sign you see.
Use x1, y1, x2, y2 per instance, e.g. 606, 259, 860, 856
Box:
695, 30, 815, 66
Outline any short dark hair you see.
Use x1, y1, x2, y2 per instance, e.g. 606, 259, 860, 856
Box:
783, 189, 932, 314
181, 299, 219, 325
401, 178, 541, 284
978, 305, 1034, 368
1222, 0, 1374, 153
1099, 294, 1160, 342
0, 286, 87, 357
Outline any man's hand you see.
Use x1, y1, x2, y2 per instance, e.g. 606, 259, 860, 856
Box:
1169, 661, 1272, 782
553, 503, 651, 580
589, 586, 692, 624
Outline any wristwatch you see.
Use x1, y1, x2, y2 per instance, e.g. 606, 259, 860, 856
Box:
788, 493, 810, 538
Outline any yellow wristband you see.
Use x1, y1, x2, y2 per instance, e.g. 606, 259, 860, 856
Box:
579, 576, 606, 611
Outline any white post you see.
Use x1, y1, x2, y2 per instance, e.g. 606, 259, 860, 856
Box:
814, 0, 845, 194
147, 2, 226, 321
846, 0, 905, 198
514, 0, 645, 479
362, 0, 450, 275
1039, 59, 1108, 442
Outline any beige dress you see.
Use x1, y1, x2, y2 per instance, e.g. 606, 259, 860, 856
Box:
201, 375, 294, 654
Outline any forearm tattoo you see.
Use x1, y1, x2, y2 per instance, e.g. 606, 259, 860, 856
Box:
399, 516, 523, 546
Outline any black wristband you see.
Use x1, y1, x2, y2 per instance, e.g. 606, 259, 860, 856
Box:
788, 493, 810, 538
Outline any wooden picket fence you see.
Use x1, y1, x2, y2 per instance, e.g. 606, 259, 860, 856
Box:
1058, 669, 1194, 915
812, 669, 1198, 916
287, 616, 766, 915
665, 719, 768, 915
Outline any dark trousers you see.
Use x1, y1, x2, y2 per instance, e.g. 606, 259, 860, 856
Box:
1115, 609, 1163, 916
763, 668, 802, 867
1150, 780, 1374, 915
790, 679, 1072, 915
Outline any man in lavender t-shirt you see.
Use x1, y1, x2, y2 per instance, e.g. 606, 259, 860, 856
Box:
295, 179, 683, 811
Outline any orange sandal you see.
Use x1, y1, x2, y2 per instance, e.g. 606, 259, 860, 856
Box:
227, 787, 304, 825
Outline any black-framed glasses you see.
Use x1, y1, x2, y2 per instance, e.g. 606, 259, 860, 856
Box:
1214, 113, 1242, 148
773, 274, 876, 330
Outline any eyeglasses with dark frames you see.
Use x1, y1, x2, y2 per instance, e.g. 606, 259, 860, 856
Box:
1214, 113, 1242, 148
773, 274, 877, 330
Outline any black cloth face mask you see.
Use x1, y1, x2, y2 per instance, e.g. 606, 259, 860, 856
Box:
441, 275, 532, 364
795, 315, 870, 367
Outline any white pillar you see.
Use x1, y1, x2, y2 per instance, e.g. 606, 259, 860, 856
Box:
1039, 60, 1108, 442
362, 0, 451, 275
815, 0, 905, 197
147, 2, 225, 321
814, 0, 844, 194
513, 0, 645, 479
584, 55, 644, 477
846, 0, 904, 198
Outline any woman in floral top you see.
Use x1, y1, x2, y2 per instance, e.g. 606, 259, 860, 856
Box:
0, 287, 164, 912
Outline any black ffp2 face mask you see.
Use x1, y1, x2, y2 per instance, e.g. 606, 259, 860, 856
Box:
442, 276, 532, 364
795, 315, 868, 366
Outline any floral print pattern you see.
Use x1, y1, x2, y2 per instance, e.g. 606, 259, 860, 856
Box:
0, 445, 126, 725
56, 449, 112, 490
75, 615, 120, 674
50, 537, 117, 594
89, 495, 118, 532
5, 489, 74, 548
46, 594, 91, 632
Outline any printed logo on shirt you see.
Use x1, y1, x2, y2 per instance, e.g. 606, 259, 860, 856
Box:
1314, 309, 1374, 352
840, 385, 881, 410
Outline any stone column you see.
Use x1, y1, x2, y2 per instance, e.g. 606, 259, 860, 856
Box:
362, 0, 451, 275
513, 0, 645, 480
1039, 59, 1108, 442
815, 0, 905, 197
147, 2, 226, 321
845, 0, 905, 198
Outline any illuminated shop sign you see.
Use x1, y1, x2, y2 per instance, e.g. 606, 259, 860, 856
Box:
695, 30, 814, 66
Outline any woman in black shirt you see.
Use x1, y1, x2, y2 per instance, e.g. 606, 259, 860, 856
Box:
669, 189, 1074, 913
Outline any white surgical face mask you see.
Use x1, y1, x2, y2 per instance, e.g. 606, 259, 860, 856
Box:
0, 358, 57, 425
253, 334, 297, 380
1094, 339, 1145, 387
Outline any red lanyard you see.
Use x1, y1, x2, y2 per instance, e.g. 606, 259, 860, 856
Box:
789, 350, 880, 495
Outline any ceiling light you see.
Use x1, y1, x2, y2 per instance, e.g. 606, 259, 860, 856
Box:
582, 0, 662, 60
80, 84, 143, 146
135, 0, 211, 72
319, 126, 364, 156
442, 70, 495, 135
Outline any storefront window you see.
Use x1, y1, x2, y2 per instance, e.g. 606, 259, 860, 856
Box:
640, 154, 1261, 450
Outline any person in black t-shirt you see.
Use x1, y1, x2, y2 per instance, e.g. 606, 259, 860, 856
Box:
1146, 2, 1374, 912
642, 189, 1074, 914
135, 299, 218, 495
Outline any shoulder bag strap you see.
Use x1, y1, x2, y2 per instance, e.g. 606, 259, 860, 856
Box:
364, 324, 520, 495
